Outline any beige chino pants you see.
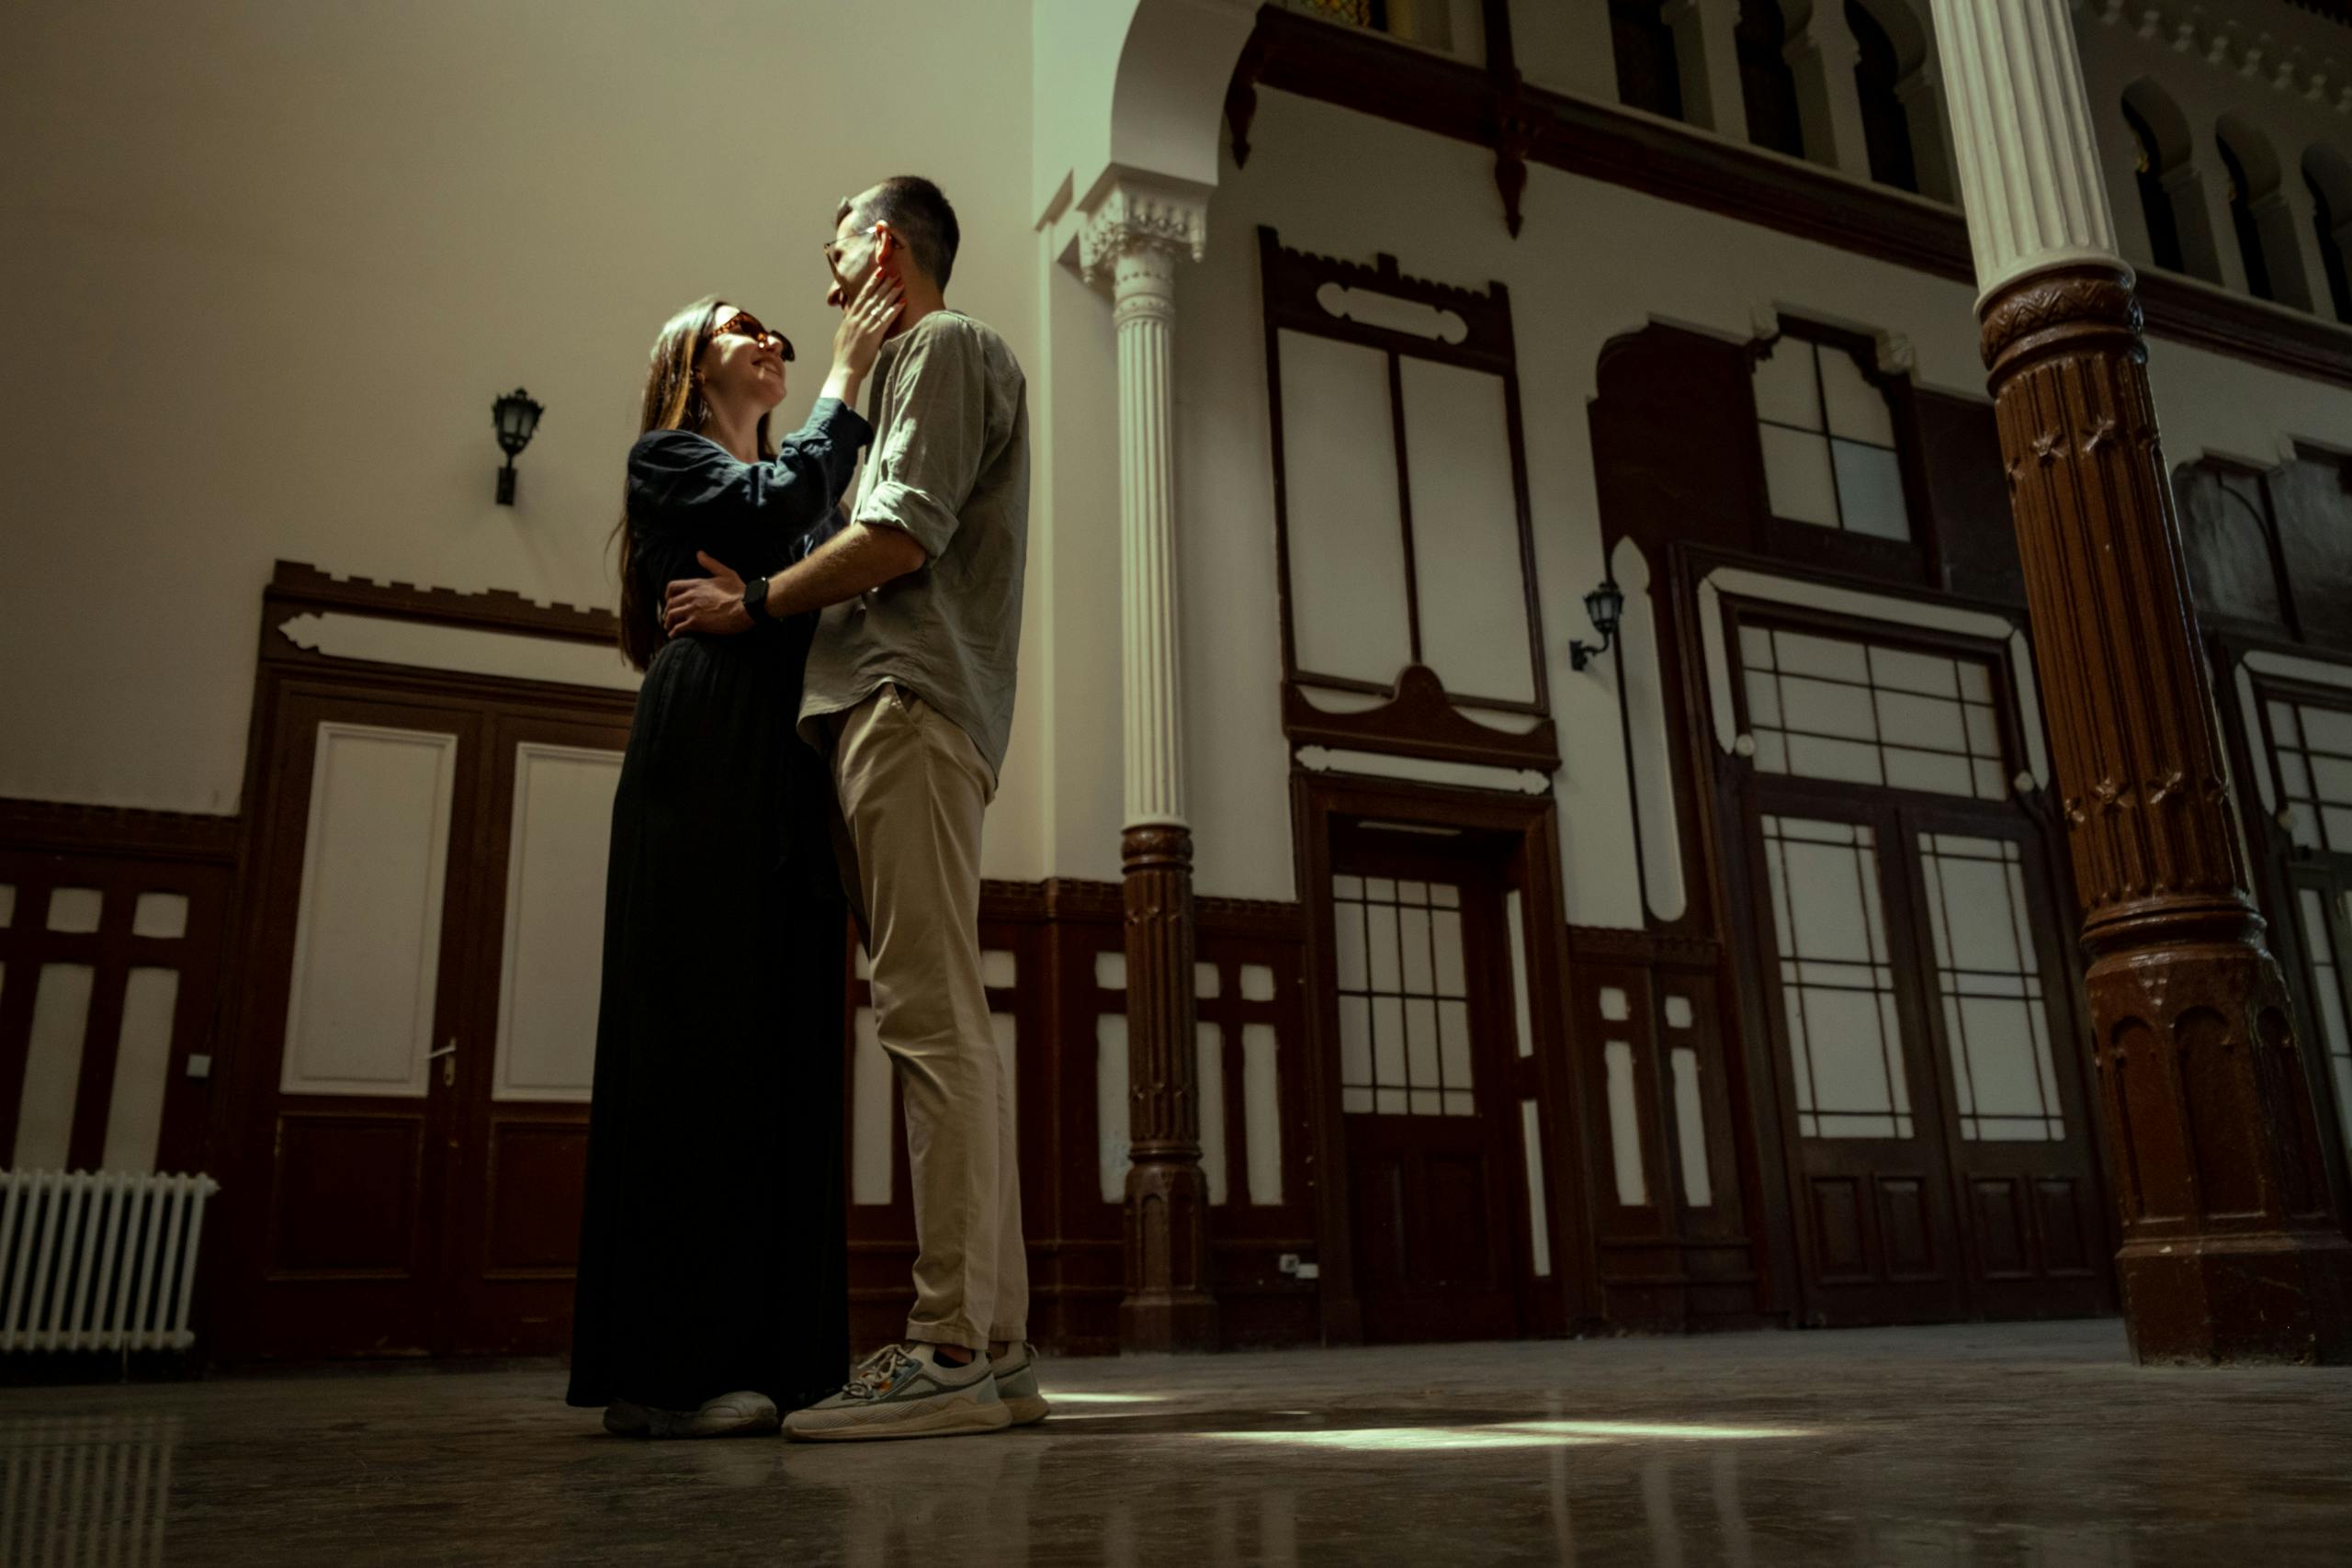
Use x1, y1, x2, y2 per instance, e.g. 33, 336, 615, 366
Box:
829, 683, 1026, 1350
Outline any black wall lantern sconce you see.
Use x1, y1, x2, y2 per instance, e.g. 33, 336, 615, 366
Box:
1570, 578, 1624, 671
492, 388, 545, 505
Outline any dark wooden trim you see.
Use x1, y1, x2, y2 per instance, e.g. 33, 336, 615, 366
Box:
0, 799, 238, 865
266, 560, 621, 649
1387, 349, 1425, 665
1566, 925, 1721, 969
2136, 271, 2352, 389
1283, 668, 1560, 773
1237, 5, 2352, 389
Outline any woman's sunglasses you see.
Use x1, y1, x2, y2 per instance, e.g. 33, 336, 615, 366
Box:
709, 308, 795, 362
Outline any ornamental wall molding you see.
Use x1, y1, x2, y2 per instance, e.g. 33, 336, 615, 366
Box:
2092, 0, 2352, 112
1077, 171, 1213, 286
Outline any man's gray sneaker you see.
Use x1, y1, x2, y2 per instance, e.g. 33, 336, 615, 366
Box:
784, 1344, 1012, 1442
989, 1342, 1048, 1427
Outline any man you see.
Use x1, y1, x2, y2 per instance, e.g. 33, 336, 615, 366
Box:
663, 175, 1036, 1442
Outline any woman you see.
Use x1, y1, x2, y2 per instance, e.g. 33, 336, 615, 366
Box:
568, 274, 903, 1438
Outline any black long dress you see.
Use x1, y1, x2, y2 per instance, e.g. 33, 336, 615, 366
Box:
567, 399, 869, 1416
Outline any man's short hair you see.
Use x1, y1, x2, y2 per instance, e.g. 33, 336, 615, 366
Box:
840, 176, 961, 289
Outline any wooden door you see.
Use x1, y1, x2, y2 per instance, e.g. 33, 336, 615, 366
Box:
217, 691, 486, 1358
1330, 833, 1525, 1343
1745, 792, 1970, 1325
1896, 808, 2110, 1319
442, 712, 629, 1354
220, 688, 630, 1359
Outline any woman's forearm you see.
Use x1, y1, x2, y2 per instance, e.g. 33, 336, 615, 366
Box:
819, 365, 865, 409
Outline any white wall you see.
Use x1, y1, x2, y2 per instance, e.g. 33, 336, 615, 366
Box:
14, 0, 2352, 910
0, 0, 1047, 877
1170, 79, 2352, 919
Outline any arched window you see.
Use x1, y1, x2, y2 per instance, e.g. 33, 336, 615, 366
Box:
2303, 146, 2352, 324
2217, 135, 2276, 301
2121, 94, 2187, 275
1611, 0, 1684, 121
1847, 0, 1917, 193
1737, 0, 1805, 159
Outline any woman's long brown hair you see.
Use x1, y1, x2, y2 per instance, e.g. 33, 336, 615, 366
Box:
613, 296, 777, 671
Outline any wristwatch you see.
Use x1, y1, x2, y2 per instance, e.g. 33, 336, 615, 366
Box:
742, 574, 772, 626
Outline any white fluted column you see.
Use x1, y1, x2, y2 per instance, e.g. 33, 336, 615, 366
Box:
1079, 174, 1216, 1352
1931, 0, 2120, 294
1930, 0, 2352, 1364
1113, 243, 1185, 830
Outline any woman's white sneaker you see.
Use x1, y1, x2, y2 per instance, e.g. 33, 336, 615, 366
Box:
784, 1344, 1012, 1442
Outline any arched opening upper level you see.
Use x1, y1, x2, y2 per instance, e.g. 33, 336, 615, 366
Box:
2120, 78, 2220, 284
2303, 143, 2352, 325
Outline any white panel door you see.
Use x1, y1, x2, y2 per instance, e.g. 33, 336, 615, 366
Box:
279, 723, 459, 1097
491, 742, 624, 1103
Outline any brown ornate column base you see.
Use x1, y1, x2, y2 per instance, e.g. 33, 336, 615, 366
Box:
1117, 823, 1218, 1353
1982, 263, 2352, 1364
2090, 942, 2352, 1364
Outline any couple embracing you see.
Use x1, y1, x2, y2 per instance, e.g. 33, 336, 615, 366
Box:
565, 176, 1036, 1443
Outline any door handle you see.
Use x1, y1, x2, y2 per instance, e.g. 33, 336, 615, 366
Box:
429, 1039, 457, 1088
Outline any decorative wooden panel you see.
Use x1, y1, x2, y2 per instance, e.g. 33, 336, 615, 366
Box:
1567, 926, 1764, 1330
266, 1114, 424, 1277
483, 1122, 588, 1275
1259, 230, 1555, 773
0, 802, 233, 1178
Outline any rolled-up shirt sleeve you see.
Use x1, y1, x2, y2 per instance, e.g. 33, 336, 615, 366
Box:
856, 324, 988, 559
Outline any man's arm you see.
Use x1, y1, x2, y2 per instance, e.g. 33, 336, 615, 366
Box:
661, 523, 926, 637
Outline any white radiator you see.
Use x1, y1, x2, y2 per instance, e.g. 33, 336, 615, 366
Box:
0, 1171, 219, 1353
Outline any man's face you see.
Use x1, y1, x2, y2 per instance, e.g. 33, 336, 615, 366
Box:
824, 198, 882, 309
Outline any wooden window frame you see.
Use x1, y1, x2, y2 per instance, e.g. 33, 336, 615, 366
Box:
1258, 227, 1556, 772
1747, 319, 1938, 591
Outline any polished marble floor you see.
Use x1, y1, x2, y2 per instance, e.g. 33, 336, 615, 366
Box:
2, 1321, 2348, 1566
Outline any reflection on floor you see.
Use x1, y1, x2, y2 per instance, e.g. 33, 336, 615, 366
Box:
2, 1321, 2347, 1565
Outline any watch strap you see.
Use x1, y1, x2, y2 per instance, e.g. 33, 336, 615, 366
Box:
742, 574, 772, 625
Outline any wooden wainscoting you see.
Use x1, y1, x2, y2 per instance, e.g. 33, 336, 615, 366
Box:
1566, 926, 1773, 1332
842, 881, 1315, 1357
0, 801, 236, 1183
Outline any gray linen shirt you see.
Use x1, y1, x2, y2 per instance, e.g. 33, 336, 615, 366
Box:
798, 310, 1030, 780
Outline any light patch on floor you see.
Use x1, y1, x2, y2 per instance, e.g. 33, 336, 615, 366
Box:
1200, 1427, 1608, 1451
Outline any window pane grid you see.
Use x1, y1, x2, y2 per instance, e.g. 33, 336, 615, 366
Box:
1334, 876, 1475, 1118
1742, 626, 2007, 801
2295, 887, 2352, 1161
2267, 698, 2352, 854
1917, 833, 2065, 1142
1761, 816, 1916, 1140
1756, 340, 1908, 540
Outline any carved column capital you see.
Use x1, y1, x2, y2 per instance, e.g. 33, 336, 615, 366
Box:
1078, 175, 1210, 288
1978, 264, 2143, 381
